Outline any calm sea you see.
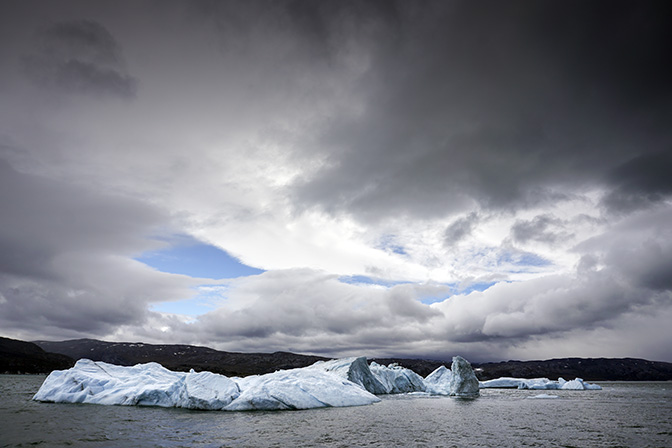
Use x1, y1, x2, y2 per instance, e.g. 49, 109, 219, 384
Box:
1, 375, 670, 447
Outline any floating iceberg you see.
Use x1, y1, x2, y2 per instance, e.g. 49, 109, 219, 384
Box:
32, 359, 240, 409
33, 359, 380, 411
558, 377, 602, 390
478, 377, 557, 389
421, 356, 480, 397
449, 356, 480, 397
368, 362, 426, 394
479, 376, 602, 390
33, 355, 601, 412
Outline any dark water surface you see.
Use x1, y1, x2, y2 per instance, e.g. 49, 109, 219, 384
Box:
1, 375, 670, 447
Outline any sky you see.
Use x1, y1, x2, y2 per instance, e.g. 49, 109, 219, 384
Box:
1, 0, 671, 363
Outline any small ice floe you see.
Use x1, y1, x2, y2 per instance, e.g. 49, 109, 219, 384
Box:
528, 394, 559, 399
479, 377, 602, 390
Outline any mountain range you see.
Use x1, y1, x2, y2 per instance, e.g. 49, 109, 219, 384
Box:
2, 336, 671, 381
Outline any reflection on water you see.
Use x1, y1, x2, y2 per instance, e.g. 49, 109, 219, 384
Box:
1, 375, 671, 447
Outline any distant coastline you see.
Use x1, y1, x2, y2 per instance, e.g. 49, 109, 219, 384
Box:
2, 336, 671, 381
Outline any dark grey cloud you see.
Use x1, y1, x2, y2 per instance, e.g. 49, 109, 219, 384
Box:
511, 214, 570, 245
594, 209, 672, 292
285, 0, 672, 221
192, 0, 398, 61
0, 159, 197, 338
0, 159, 158, 271
602, 151, 672, 213
444, 212, 479, 246
23, 19, 136, 97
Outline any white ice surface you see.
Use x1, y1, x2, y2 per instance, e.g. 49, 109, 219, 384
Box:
560, 378, 603, 390
226, 368, 380, 410
529, 394, 559, 399
307, 356, 387, 394
479, 376, 602, 390
424, 365, 453, 395
33, 359, 380, 411
32, 359, 239, 409
368, 362, 426, 394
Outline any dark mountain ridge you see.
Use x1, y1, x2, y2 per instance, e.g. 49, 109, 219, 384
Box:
33, 338, 328, 377
472, 357, 672, 381
0, 337, 74, 374
1, 337, 667, 381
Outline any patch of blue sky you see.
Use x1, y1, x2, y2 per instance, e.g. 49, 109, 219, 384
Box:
419, 281, 498, 304
150, 298, 212, 317
498, 251, 551, 268
418, 293, 449, 305
458, 281, 498, 295
151, 285, 229, 317
339, 274, 500, 304
338, 275, 413, 288
378, 234, 407, 256
136, 235, 264, 279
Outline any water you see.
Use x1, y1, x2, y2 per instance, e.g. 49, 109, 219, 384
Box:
1, 375, 670, 447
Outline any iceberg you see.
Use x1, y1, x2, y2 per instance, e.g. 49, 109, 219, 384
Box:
478, 377, 559, 389
368, 362, 426, 394
559, 377, 602, 390
33, 359, 380, 411
449, 356, 480, 397
33, 355, 602, 412
479, 376, 602, 390
418, 357, 480, 396
32, 359, 239, 409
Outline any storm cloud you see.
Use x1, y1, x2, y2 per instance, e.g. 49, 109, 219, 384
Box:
23, 19, 137, 97
0, 159, 200, 339
602, 151, 672, 213
290, 0, 672, 221
0, 0, 670, 362
510, 214, 570, 245
444, 213, 479, 246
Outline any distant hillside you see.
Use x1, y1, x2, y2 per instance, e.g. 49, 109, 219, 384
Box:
27, 338, 672, 381
34, 339, 329, 377
0, 337, 74, 374
372, 357, 672, 381
472, 358, 672, 381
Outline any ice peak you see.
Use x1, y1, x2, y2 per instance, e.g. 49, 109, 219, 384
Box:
449, 356, 480, 397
